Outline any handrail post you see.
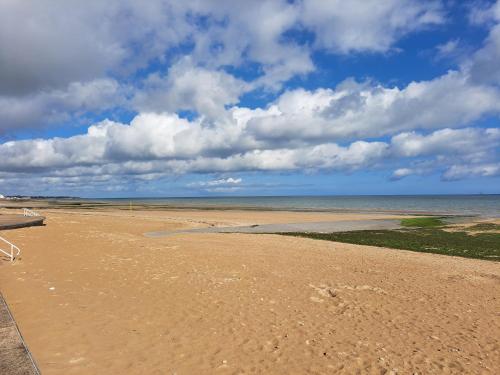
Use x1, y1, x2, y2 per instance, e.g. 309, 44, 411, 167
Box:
23, 208, 39, 217
0, 235, 20, 262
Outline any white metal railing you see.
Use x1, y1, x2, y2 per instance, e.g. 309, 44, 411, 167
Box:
0, 235, 20, 261
23, 208, 40, 217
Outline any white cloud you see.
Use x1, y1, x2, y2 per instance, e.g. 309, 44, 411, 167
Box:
463, 1, 500, 85
434, 39, 463, 61
391, 128, 500, 160
0, 0, 452, 132
0, 0, 309, 98
465, 24, 500, 85
189, 177, 243, 187
0, 86, 498, 181
0, 79, 124, 134
468, 0, 500, 25
301, 0, 444, 53
436, 39, 459, 55
391, 168, 415, 180
188, 0, 313, 88
187, 177, 243, 192
0, 1, 194, 96
390, 128, 499, 180
0, 111, 389, 176
244, 73, 500, 144
134, 59, 251, 120
0, 1, 499, 191
443, 163, 500, 180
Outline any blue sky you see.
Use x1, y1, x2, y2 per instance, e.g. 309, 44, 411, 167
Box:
0, 0, 499, 197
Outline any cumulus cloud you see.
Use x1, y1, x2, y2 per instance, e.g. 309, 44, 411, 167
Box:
0, 1, 192, 96
0, 79, 123, 134
0, 0, 451, 133
391, 128, 500, 160
434, 39, 464, 61
0, 0, 444, 94
391, 168, 416, 180
188, 0, 314, 89
300, 0, 444, 53
244, 73, 500, 144
187, 177, 243, 192
0, 1, 499, 192
466, 26, 500, 85
390, 127, 499, 180
0, 111, 389, 175
468, 0, 500, 26
189, 178, 243, 187
443, 163, 500, 180
2, 102, 497, 185
133, 59, 251, 120
0, 83, 498, 183
462, 0, 500, 85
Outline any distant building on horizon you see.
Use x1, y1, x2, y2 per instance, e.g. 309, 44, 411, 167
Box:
0, 194, 5, 199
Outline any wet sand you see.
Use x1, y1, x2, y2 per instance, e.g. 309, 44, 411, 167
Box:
0, 209, 499, 374
144, 218, 402, 237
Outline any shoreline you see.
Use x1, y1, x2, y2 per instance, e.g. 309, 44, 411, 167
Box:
0, 198, 494, 218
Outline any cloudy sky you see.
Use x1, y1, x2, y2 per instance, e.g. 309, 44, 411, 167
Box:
0, 0, 499, 197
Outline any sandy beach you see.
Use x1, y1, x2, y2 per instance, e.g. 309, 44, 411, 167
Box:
0, 208, 499, 374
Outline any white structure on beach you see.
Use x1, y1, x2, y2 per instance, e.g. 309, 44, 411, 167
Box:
0, 194, 5, 199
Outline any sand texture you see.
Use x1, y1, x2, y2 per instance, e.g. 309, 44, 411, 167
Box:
0, 209, 499, 374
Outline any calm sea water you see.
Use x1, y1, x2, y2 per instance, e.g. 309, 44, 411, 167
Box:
98, 195, 500, 217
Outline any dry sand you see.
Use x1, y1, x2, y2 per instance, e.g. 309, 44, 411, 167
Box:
0, 209, 499, 374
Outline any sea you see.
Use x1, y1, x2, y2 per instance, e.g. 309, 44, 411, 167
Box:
98, 195, 500, 217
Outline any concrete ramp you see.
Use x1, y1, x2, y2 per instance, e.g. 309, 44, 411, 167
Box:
0, 293, 40, 375
145, 219, 401, 238
0, 215, 45, 230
